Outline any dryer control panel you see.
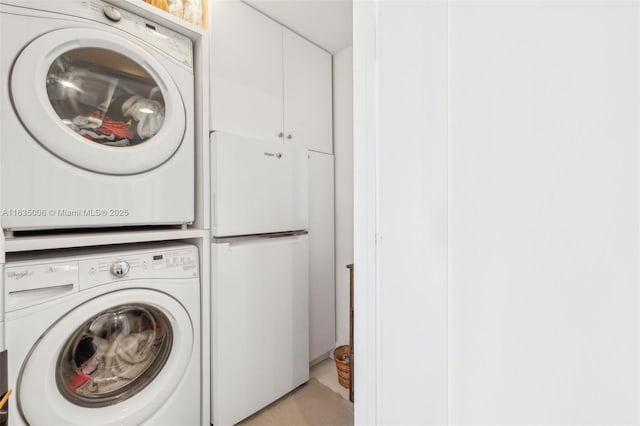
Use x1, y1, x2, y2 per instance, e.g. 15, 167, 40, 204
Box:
0, 1, 194, 68
1, 0, 196, 68
83, 0, 194, 68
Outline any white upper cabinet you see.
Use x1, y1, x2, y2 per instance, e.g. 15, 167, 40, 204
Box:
209, 0, 333, 153
283, 28, 333, 154
210, 0, 283, 143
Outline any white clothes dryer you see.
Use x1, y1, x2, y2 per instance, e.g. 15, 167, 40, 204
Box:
3, 243, 200, 426
0, 1, 195, 232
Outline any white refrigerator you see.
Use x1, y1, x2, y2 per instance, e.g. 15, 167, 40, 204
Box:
210, 131, 309, 426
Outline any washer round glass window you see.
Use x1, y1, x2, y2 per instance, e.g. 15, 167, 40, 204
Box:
56, 304, 172, 407
46, 48, 165, 147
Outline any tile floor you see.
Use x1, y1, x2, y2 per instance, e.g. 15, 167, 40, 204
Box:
310, 358, 350, 400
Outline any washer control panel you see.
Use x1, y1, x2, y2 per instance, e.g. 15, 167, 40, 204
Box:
4, 244, 198, 311
79, 245, 199, 290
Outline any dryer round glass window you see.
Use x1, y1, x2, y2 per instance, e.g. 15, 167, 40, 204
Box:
55, 304, 173, 408
46, 48, 166, 147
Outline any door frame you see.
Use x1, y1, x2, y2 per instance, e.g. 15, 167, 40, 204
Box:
353, 2, 380, 424
353, 2, 449, 424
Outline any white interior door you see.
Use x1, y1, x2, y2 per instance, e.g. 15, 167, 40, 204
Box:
209, 0, 283, 142
212, 235, 309, 426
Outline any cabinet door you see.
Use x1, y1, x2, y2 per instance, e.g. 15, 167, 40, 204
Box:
211, 132, 309, 237
308, 152, 336, 362
212, 235, 309, 426
210, 0, 283, 142
283, 29, 333, 154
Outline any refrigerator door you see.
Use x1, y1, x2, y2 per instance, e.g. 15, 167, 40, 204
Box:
211, 131, 309, 237
211, 234, 309, 426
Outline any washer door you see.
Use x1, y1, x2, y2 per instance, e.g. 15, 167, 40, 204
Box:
18, 289, 193, 426
11, 28, 186, 175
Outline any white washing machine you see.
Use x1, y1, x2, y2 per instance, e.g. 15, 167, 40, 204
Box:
0, 1, 195, 232
3, 243, 200, 426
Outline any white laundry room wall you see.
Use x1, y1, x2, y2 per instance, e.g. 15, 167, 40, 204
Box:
355, 1, 640, 425
333, 45, 353, 348
449, 2, 639, 424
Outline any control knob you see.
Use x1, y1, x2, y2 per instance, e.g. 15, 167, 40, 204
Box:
103, 6, 122, 22
110, 260, 130, 278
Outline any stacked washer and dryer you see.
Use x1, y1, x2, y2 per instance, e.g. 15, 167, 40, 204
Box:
0, 1, 201, 425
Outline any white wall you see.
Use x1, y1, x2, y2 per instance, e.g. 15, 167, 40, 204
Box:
355, 1, 640, 425
333, 45, 353, 347
449, 2, 639, 424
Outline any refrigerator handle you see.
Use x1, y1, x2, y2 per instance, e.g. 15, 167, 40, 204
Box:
213, 231, 308, 246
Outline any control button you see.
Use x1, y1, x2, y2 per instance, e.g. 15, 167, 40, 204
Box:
89, 267, 96, 276
110, 260, 130, 278
103, 6, 122, 22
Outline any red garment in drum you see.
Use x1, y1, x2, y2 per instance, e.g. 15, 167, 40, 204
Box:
90, 111, 134, 140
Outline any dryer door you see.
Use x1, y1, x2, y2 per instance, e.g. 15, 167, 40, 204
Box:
17, 289, 194, 425
11, 28, 186, 175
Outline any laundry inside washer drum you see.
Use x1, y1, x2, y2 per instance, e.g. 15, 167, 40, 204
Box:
54, 304, 173, 407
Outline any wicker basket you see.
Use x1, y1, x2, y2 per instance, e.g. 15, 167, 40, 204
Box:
333, 345, 351, 389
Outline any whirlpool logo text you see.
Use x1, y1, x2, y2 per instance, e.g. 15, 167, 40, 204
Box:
264, 152, 283, 159
6, 270, 34, 280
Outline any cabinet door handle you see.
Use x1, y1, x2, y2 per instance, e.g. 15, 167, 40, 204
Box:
287, 134, 292, 139
278, 132, 284, 138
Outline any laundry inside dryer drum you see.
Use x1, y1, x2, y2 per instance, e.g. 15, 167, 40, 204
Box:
55, 304, 173, 407
46, 48, 166, 147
